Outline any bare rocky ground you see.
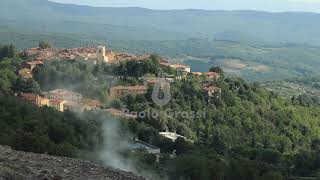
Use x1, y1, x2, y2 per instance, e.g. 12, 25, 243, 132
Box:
0, 145, 144, 180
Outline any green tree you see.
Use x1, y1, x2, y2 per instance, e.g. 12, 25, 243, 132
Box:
209, 65, 224, 76
39, 41, 51, 49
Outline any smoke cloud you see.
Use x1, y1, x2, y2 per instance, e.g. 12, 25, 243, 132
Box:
98, 117, 136, 172
98, 116, 167, 180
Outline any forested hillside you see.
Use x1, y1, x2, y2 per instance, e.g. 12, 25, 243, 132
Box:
0, 45, 103, 157
109, 61, 320, 179
0, 43, 315, 179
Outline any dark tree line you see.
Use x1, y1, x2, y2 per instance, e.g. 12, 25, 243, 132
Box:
0, 44, 16, 59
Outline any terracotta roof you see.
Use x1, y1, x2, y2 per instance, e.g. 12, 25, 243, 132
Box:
20, 93, 38, 101
111, 86, 148, 90
204, 72, 219, 76
192, 72, 203, 76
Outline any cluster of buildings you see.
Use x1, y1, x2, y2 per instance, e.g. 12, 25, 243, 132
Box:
56, 47, 96, 60
19, 89, 102, 112
21, 45, 221, 81
19, 45, 117, 79
21, 46, 220, 80
23, 48, 54, 60
23, 46, 115, 63
19, 45, 224, 161
22, 46, 114, 63
159, 59, 221, 81
22, 45, 151, 65
20, 92, 67, 112
20, 44, 222, 110
108, 71, 221, 100
20, 93, 50, 107
108, 76, 221, 101
109, 77, 176, 100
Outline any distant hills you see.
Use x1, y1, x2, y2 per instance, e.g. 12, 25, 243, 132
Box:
1, 0, 320, 81
2, 0, 320, 44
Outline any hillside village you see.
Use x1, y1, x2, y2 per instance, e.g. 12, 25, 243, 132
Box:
1, 42, 320, 180
14, 44, 222, 156
18, 44, 221, 112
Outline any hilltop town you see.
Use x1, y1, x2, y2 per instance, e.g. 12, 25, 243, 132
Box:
23, 45, 163, 64
13, 43, 222, 159
2, 41, 320, 180
18, 44, 221, 114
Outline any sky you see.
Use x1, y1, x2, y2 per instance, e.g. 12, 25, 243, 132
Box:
50, 0, 320, 13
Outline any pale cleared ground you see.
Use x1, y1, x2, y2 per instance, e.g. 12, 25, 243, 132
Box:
223, 59, 271, 73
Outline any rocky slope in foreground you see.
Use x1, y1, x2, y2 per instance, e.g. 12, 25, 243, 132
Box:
0, 145, 144, 180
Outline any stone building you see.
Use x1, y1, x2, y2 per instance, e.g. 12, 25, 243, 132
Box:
20, 93, 50, 107
49, 99, 67, 112
109, 85, 148, 100
46, 89, 82, 102
23, 60, 44, 70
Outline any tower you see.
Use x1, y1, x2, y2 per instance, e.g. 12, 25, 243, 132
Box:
96, 46, 109, 63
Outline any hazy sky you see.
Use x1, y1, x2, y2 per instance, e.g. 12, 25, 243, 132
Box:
50, 0, 320, 12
